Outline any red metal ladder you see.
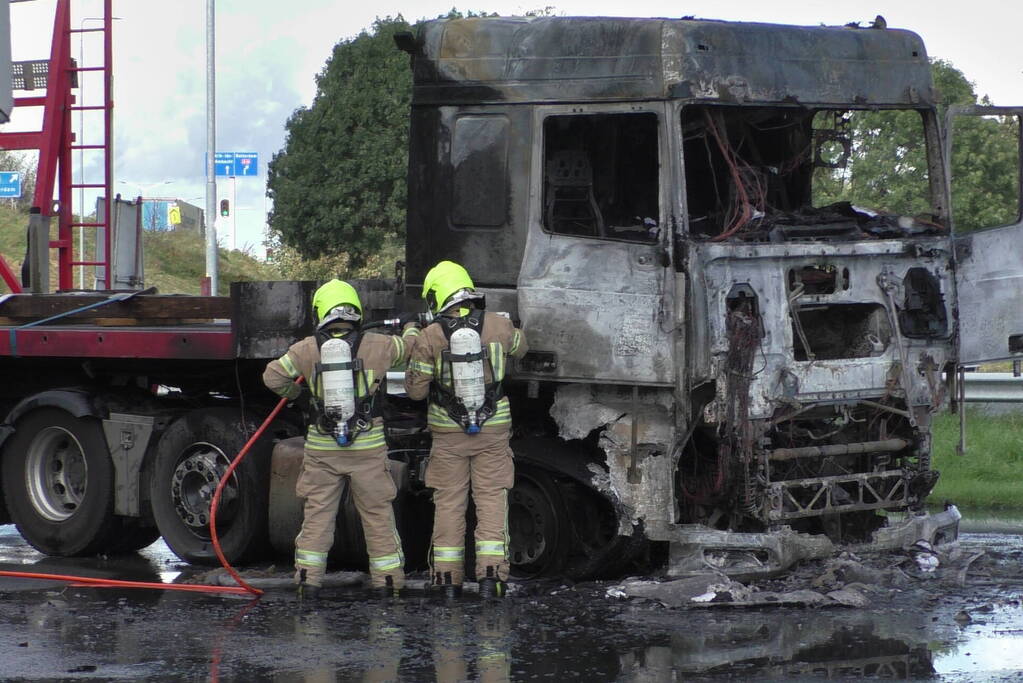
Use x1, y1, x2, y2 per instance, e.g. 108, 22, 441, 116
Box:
0, 0, 114, 292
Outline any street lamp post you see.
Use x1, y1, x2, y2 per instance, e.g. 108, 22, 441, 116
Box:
117, 179, 172, 198
204, 0, 218, 295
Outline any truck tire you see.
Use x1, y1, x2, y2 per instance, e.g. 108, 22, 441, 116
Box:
0, 408, 118, 556
150, 408, 273, 565
508, 469, 569, 578
105, 520, 162, 554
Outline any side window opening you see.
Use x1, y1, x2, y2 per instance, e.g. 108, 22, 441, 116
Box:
542, 112, 660, 243
949, 112, 1021, 234
681, 105, 939, 241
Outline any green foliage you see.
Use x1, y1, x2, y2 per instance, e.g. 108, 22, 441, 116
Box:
265, 231, 402, 281
813, 59, 1020, 233
143, 229, 280, 295
931, 411, 1023, 508
947, 113, 1019, 234
0, 204, 279, 295
267, 17, 413, 271
812, 108, 933, 217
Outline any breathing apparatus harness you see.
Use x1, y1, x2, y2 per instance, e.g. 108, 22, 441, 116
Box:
309, 326, 379, 446
430, 307, 504, 434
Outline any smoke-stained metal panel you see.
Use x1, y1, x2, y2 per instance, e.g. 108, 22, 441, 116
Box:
516, 231, 673, 385
691, 239, 954, 418
947, 106, 1023, 365
232, 280, 317, 359
411, 17, 931, 106
405, 105, 531, 288
954, 223, 1023, 363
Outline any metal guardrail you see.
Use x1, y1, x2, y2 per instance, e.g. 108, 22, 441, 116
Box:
961, 373, 1023, 403
390, 371, 1023, 402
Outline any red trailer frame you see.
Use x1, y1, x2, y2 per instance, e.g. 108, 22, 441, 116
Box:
0, 0, 115, 293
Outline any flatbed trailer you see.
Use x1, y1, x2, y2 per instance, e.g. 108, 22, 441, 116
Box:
0, 294, 234, 360
0, 283, 323, 563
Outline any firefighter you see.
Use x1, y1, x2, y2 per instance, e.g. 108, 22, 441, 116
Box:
404, 261, 528, 598
263, 279, 412, 600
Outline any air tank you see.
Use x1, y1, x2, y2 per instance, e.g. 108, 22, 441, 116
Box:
320, 338, 355, 445
449, 327, 485, 433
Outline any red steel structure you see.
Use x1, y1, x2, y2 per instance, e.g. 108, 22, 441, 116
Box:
0, 0, 114, 293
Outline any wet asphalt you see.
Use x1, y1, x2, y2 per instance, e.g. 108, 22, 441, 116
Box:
1, 524, 1022, 681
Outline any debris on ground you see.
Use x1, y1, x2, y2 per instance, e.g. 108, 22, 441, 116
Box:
604, 541, 1006, 609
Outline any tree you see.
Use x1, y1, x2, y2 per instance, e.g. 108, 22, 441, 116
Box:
267, 17, 412, 272
813, 60, 1019, 233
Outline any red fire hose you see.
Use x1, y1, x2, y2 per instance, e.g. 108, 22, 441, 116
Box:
208, 378, 304, 595
0, 377, 304, 596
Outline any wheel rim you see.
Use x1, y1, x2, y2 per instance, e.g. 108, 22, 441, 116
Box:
170, 442, 238, 538
24, 426, 88, 522
508, 478, 559, 576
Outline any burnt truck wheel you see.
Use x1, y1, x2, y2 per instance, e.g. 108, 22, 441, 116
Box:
105, 520, 162, 554
150, 408, 273, 565
0, 408, 118, 556
508, 469, 568, 578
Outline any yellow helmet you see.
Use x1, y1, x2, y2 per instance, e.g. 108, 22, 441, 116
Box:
312, 279, 363, 328
422, 261, 483, 313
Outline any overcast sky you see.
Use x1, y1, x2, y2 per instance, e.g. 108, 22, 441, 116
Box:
5, 0, 1022, 259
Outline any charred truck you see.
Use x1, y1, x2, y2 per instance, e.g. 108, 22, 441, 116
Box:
2, 14, 1020, 580
386, 15, 1023, 577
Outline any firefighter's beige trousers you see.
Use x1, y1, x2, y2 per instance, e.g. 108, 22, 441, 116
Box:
426, 429, 514, 584
294, 446, 404, 589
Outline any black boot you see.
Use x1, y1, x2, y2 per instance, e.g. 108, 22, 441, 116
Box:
431, 571, 462, 599
297, 569, 321, 601
478, 566, 506, 599
370, 575, 398, 600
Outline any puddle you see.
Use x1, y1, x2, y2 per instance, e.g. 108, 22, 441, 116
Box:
935, 636, 1023, 677
0, 525, 1021, 680
617, 616, 938, 679
0, 523, 188, 589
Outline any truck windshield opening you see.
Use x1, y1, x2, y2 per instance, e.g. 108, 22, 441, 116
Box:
681, 105, 940, 241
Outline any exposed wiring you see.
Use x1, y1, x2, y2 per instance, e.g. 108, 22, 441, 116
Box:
704, 110, 767, 241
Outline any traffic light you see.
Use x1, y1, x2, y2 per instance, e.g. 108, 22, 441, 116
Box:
220, 199, 230, 217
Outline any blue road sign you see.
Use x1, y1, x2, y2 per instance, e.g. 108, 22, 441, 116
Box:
214, 152, 235, 177
234, 152, 258, 176
214, 152, 259, 177
0, 172, 22, 198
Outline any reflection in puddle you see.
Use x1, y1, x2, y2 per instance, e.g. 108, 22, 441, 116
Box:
935, 636, 1023, 676
617, 612, 936, 679
933, 598, 1023, 677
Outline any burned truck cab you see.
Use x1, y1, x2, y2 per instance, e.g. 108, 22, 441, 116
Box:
398, 16, 1022, 577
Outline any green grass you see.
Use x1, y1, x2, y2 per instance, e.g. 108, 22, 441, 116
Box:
143, 228, 280, 295
931, 411, 1023, 508
0, 205, 280, 295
